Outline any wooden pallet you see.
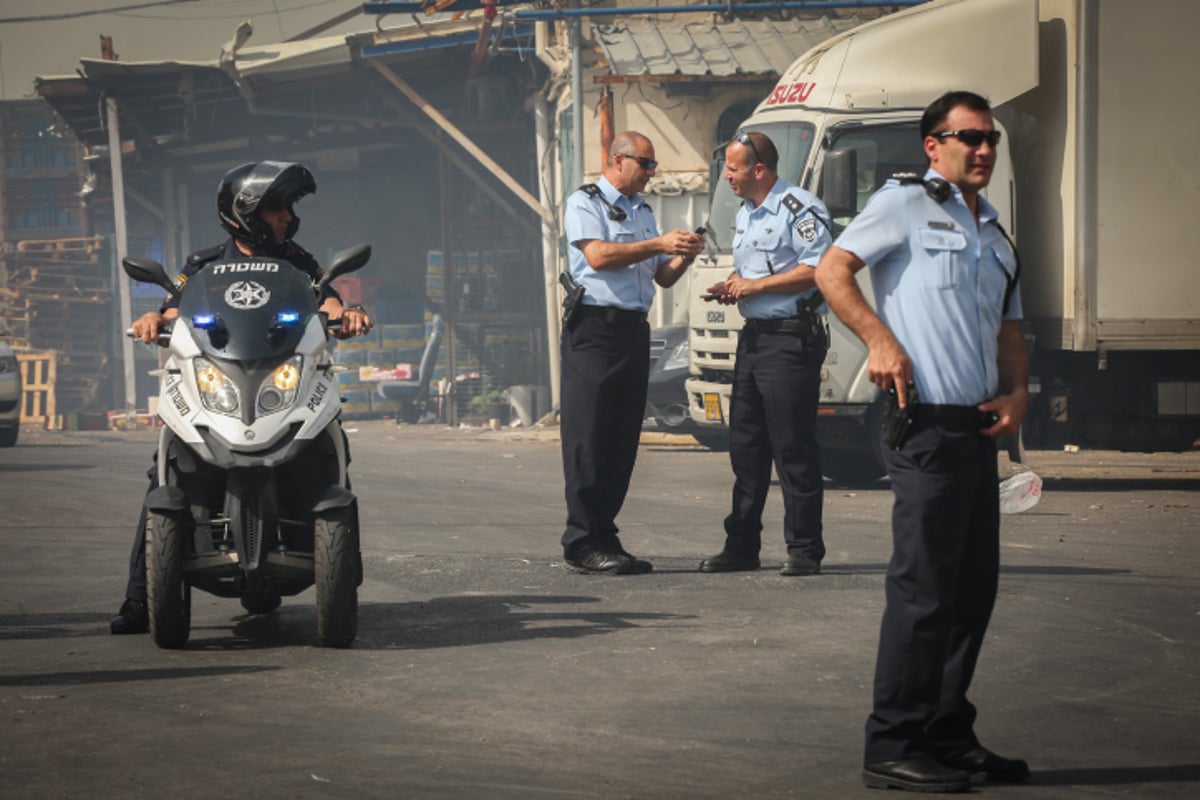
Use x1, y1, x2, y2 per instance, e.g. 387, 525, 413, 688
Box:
14, 237, 105, 255
17, 350, 57, 425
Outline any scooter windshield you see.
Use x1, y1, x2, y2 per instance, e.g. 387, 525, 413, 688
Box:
177, 258, 319, 361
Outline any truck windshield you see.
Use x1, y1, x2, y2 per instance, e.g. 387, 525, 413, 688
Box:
706, 121, 817, 253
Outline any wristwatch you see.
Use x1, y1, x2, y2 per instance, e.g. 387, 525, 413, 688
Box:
345, 303, 367, 314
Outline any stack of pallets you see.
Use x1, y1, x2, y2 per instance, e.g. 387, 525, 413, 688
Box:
3, 236, 112, 414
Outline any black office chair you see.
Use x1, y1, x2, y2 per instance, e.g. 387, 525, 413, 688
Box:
377, 313, 445, 423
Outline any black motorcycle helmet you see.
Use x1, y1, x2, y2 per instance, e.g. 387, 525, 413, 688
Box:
217, 161, 316, 248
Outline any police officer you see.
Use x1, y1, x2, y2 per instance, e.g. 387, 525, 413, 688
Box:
110, 160, 373, 633
560, 131, 705, 574
816, 92, 1030, 791
699, 131, 831, 576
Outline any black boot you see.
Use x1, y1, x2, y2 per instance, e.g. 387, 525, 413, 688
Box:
110, 598, 149, 634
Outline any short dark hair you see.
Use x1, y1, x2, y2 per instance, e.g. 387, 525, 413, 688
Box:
920, 91, 992, 139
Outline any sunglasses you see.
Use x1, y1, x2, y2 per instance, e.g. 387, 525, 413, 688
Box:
932, 129, 1002, 147
735, 130, 764, 165
618, 153, 658, 171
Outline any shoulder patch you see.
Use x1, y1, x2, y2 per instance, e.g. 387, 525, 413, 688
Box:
579, 183, 601, 198
782, 194, 803, 215
795, 217, 819, 242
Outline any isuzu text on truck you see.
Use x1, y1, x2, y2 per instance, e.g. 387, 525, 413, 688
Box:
686, 0, 1200, 482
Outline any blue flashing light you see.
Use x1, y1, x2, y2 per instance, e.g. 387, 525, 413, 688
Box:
192, 314, 216, 328
276, 311, 301, 324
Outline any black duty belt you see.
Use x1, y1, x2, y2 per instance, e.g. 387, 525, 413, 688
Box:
911, 404, 998, 430
743, 317, 810, 335
578, 305, 648, 324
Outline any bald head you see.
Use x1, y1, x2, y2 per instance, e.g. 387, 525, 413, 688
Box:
605, 130, 658, 197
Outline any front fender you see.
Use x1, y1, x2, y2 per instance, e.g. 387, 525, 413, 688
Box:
312, 485, 357, 513
145, 485, 190, 513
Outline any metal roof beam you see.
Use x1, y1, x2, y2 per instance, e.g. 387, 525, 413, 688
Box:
368, 60, 554, 228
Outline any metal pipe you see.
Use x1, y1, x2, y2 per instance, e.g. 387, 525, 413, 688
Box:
363, 1, 928, 17
1074, 0, 1097, 351
512, 1, 927, 20
570, 0, 584, 189
535, 93, 562, 410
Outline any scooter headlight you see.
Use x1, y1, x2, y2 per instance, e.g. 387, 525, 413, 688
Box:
194, 358, 240, 416
257, 355, 303, 415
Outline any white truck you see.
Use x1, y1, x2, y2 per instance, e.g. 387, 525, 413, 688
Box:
685, 0, 1200, 482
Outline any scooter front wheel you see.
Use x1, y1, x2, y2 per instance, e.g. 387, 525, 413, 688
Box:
314, 507, 358, 647
146, 509, 191, 648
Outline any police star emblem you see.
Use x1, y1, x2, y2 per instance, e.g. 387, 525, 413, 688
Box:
796, 217, 818, 242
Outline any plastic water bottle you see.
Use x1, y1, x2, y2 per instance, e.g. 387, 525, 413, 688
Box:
999, 470, 1043, 514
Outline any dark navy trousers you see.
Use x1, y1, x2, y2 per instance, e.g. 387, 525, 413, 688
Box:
559, 314, 649, 560
864, 421, 1000, 763
723, 327, 826, 560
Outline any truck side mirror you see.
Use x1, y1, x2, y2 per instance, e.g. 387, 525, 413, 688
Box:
822, 148, 858, 218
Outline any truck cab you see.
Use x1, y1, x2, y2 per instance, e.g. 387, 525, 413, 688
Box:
685, 0, 1033, 482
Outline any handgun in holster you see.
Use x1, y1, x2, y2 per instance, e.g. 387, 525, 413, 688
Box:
882, 383, 920, 451
559, 271, 585, 327
796, 289, 830, 349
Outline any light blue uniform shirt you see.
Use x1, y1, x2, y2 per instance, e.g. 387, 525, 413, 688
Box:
563, 176, 668, 312
734, 179, 832, 319
833, 169, 1022, 406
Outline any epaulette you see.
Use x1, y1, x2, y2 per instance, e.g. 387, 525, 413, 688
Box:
891, 172, 951, 203
578, 183, 627, 222
185, 244, 224, 267
781, 192, 831, 239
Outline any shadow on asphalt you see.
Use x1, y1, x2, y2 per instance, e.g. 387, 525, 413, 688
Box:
1039, 477, 1200, 492
1031, 763, 1200, 786
0, 612, 114, 640
178, 594, 695, 651
358, 594, 694, 650
0, 462, 95, 472
0, 665, 279, 687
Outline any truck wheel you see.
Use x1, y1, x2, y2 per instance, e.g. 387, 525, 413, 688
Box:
240, 594, 281, 614
821, 447, 886, 485
0, 426, 17, 447
146, 510, 191, 649
314, 508, 358, 648
692, 429, 730, 452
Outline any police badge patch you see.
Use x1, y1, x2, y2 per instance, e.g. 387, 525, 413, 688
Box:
796, 216, 818, 242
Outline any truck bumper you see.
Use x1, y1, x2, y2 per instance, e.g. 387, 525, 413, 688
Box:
684, 378, 731, 429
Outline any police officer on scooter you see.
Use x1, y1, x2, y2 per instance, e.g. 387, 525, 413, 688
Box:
111, 161, 373, 633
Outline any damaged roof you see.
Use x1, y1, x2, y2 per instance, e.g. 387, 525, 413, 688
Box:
592, 15, 864, 83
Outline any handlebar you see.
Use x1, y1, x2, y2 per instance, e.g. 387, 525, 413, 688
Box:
127, 317, 355, 347
126, 324, 172, 347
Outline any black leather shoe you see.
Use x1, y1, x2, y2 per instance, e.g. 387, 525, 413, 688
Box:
938, 746, 1029, 782
565, 551, 653, 575
779, 553, 821, 576
698, 550, 760, 573
863, 757, 970, 793
109, 598, 149, 635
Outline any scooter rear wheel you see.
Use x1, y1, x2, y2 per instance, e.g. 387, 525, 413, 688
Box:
314, 507, 358, 647
146, 509, 191, 648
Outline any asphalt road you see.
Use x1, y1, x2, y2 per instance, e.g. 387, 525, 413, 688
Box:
1, 421, 1198, 799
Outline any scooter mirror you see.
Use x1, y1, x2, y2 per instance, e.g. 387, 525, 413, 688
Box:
319, 244, 371, 294
123, 257, 180, 300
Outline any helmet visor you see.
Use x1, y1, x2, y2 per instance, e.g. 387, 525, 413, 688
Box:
234, 161, 315, 217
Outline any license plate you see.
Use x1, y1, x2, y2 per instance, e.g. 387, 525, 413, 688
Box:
703, 392, 724, 422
